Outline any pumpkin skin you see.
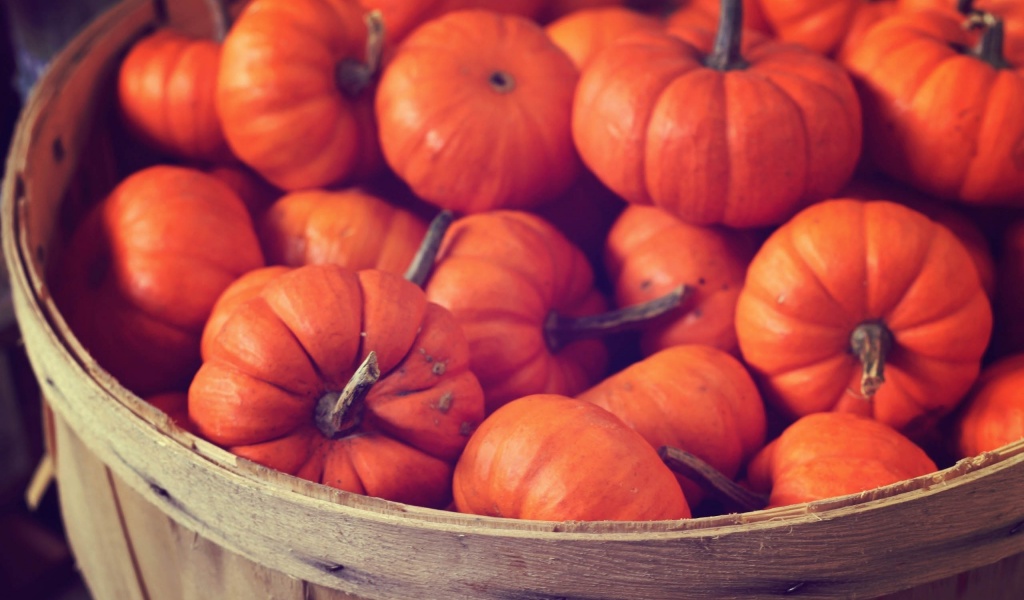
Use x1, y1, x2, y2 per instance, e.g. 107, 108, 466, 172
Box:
423, 210, 609, 414
118, 29, 232, 163
577, 345, 765, 506
546, 6, 664, 70
216, 0, 382, 191
189, 265, 486, 508
357, 0, 545, 47
259, 187, 429, 274
746, 412, 938, 508
453, 394, 691, 521
206, 163, 281, 220
757, 0, 862, 55
843, 9, 1024, 206
835, 1, 900, 64
375, 10, 581, 214
53, 165, 265, 396
954, 354, 1024, 457
734, 199, 992, 438
900, 0, 1024, 65
604, 204, 756, 356
573, 5, 862, 228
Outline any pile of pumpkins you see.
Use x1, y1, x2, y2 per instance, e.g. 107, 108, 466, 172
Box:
51, 0, 1024, 522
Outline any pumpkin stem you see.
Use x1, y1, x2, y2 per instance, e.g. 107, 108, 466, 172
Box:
205, 0, 232, 43
849, 321, 893, 399
404, 210, 455, 287
659, 446, 768, 513
314, 351, 380, 439
705, 0, 748, 71
544, 284, 690, 352
970, 15, 1009, 69
336, 10, 386, 98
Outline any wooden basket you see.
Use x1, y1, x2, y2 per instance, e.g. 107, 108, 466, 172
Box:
4, 1, 1024, 598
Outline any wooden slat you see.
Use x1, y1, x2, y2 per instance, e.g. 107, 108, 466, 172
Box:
53, 414, 146, 600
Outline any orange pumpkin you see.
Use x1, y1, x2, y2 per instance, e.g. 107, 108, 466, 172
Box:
453, 394, 691, 521
117, 0, 233, 163
746, 412, 938, 508
577, 345, 765, 506
375, 10, 581, 214
189, 265, 485, 508
574, 0, 862, 227
216, 0, 383, 190
53, 165, 265, 396
835, 2, 901, 64
357, 0, 545, 47
546, 6, 664, 70
843, 9, 1024, 205
259, 187, 430, 274
900, 0, 1024, 65
954, 354, 1024, 457
604, 204, 756, 355
735, 199, 992, 438
423, 211, 609, 413
757, 0, 862, 55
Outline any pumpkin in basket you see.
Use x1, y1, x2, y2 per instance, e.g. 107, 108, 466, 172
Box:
756, 0, 864, 55
258, 186, 430, 275
746, 412, 938, 508
603, 204, 756, 356
546, 6, 664, 70
734, 198, 992, 439
52, 165, 265, 396
577, 344, 765, 507
357, 0, 546, 47
189, 264, 485, 508
842, 8, 1024, 206
574, 0, 862, 228
375, 9, 581, 214
954, 354, 1024, 458
453, 394, 691, 521
117, 0, 234, 163
216, 0, 384, 191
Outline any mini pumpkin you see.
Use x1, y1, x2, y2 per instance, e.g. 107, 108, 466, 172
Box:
53, 165, 265, 396
574, 0, 862, 227
756, 0, 862, 55
746, 412, 938, 508
358, 0, 545, 46
735, 198, 992, 438
577, 344, 766, 506
546, 6, 664, 70
375, 9, 581, 213
954, 354, 1024, 458
453, 394, 691, 521
216, 0, 384, 190
189, 265, 485, 508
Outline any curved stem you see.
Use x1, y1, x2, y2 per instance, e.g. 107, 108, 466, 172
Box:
705, 0, 748, 71
404, 210, 455, 287
849, 321, 893, 399
659, 446, 768, 513
205, 0, 231, 43
314, 351, 380, 439
336, 10, 386, 98
544, 284, 690, 352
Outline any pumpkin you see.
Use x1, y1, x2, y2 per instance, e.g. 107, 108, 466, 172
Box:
603, 204, 756, 356
546, 6, 664, 70
900, 0, 1024, 65
53, 165, 265, 396
757, 0, 863, 55
577, 344, 765, 507
258, 187, 430, 274
117, 0, 233, 163
216, 0, 384, 191
375, 9, 581, 214
835, 1, 901, 64
841, 176, 997, 297
573, 0, 862, 228
453, 394, 691, 521
954, 354, 1024, 458
746, 412, 938, 508
422, 210, 609, 413
843, 9, 1024, 206
357, 0, 546, 47
734, 198, 992, 438
189, 264, 486, 508
666, 0, 769, 34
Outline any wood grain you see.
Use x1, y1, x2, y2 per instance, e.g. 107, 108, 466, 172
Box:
3, 0, 1024, 598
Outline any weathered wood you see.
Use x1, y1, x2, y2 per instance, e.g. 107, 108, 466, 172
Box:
3, 0, 1024, 598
